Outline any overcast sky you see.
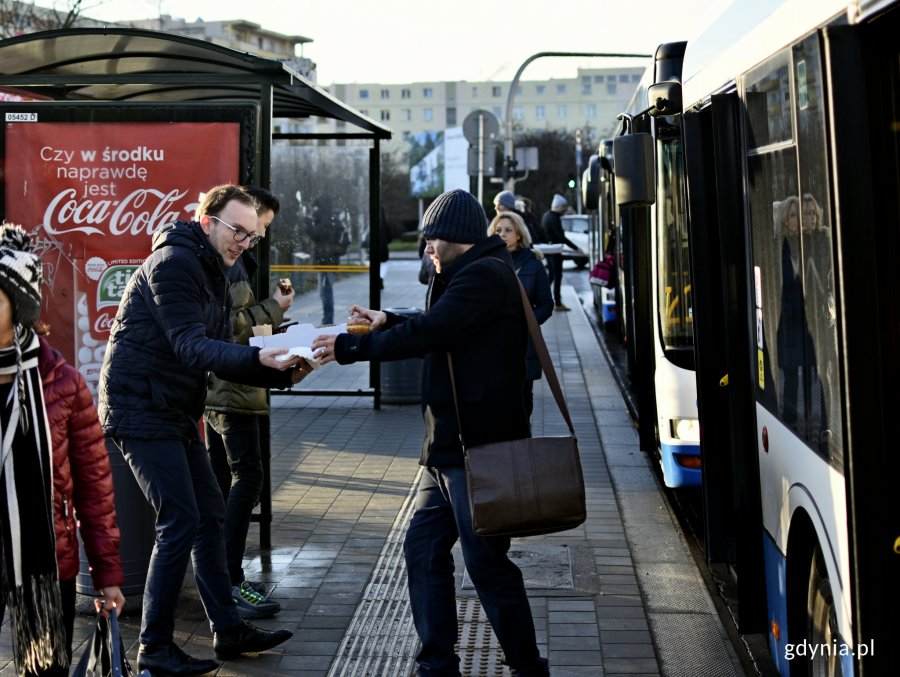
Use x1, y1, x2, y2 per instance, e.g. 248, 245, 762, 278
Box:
85, 0, 724, 85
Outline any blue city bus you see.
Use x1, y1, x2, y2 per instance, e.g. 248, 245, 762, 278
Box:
613, 0, 898, 674
607, 43, 702, 488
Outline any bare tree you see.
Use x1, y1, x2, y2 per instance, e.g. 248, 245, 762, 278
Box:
1, 0, 84, 38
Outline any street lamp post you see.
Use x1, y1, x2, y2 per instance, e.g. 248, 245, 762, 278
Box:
503, 51, 652, 192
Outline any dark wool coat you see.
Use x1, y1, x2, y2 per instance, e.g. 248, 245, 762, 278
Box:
205, 251, 285, 416
39, 337, 123, 588
510, 247, 554, 380
335, 235, 531, 467
99, 221, 291, 440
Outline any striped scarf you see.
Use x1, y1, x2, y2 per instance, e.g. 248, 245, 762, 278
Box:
0, 328, 67, 675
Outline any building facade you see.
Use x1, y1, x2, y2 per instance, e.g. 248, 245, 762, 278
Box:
318, 66, 645, 157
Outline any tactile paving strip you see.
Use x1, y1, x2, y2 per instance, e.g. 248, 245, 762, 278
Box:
328, 468, 517, 677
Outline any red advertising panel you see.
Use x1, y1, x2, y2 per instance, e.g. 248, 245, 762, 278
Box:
3, 121, 240, 392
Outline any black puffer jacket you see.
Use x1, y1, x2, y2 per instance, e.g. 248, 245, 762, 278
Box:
335, 235, 530, 467
99, 221, 291, 439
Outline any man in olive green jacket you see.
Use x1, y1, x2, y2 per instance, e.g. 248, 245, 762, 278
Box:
204, 187, 294, 620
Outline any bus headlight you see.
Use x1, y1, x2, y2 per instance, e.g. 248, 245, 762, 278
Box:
670, 418, 700, 443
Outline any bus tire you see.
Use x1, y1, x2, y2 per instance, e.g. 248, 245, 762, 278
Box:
806, 545, 843, 677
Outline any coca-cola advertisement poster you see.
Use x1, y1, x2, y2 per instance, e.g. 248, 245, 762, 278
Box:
4, 121, 240, 391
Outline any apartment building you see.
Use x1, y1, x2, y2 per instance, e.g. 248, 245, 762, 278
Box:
319, 66, 645, 156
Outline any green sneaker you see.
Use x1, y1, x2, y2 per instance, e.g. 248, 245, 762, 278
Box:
232, 580, 280, 620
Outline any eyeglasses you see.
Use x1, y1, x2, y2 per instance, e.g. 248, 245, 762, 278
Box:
210, 215, 262, 247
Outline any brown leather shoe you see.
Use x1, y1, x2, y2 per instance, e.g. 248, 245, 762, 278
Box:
554, 304, 571, 311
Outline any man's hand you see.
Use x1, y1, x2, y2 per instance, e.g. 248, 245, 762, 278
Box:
348, 305, 387, 331
95, 586, 125, 618
311, 334, 338, 364
273, 286, 295, 311
259, 347, 302, 370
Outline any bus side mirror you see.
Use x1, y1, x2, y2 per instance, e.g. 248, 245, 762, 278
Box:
648, 81, 683, 117
614, 133, 655, 207
582, 154, 601, 210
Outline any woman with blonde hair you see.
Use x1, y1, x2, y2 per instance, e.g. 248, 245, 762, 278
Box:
488, 212, 553, 417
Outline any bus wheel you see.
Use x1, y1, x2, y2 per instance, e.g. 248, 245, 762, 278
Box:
806, 546, 843, 677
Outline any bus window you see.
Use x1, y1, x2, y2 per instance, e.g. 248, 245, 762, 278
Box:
793, 34, 842, 464
656, 131, 693, 349
744, 50, 806, 436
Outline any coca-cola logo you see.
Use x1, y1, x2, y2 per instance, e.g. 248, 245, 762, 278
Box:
93, 312, 116, 334
43, 187, 191, 236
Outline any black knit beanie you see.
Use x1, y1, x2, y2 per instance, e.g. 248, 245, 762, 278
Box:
0, 224, 42, 327
422, 189, 488, 244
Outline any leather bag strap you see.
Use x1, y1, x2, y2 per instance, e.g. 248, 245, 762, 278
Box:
448, 263, 576, 450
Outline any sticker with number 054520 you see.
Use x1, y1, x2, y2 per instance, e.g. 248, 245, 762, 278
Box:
5, 112, 38, 122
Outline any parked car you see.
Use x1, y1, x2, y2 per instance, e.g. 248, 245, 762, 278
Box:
560, 214, 590, 269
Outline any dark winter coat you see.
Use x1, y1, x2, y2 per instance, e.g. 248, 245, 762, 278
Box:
334, 235, 530, 467
99, 220, 292, 440
39, 337, 123, 588
541, 209, 579, 251
510, 247, 554, 380
205, 251, 285, 416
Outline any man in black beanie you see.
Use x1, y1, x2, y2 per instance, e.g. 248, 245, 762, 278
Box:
313, 189, 550, 677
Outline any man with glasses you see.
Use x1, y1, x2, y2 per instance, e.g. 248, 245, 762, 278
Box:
99, 184, 310, 675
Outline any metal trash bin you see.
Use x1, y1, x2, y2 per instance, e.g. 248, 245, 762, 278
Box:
76, 440, 155, 597
380, 307, 423, 404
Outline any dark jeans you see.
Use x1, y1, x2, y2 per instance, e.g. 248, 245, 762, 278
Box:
113, 436, 241, 647
546, 254, 563, 306
0, 579, 74, 676
404, 467, 548, 677
318, 271, 335, 324
205, 411, 263, 587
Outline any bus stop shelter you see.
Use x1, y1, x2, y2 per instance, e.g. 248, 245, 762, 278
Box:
0, 27, 392, 555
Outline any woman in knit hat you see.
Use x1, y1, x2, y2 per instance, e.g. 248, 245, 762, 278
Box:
0, 223, 124, 676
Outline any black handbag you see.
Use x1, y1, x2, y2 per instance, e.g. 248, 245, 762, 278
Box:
448, 270, 587, 538
71, 611, 148, 677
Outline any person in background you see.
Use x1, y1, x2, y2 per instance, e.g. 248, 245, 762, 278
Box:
488, 212, 553, 418
516, 196, 546, 244
0, 224, 124, 677
99, 185, 306, 675
312, 189, 550, 677
307, 196, 347, 325
541, 193, 580, 311
493, 190, 538, 244
205, 186, 294, 620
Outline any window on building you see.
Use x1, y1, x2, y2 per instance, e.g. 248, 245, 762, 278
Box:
619, 74, 629, 82
594, 75, 605, 83
556, 84, 566, 94
472, 85, 478, 97
582, 85, 592, 95
536, 105, 545, 120
536, 85, 545, 94
380, 89, 390, 99
360, 109, 369, 116
359, 89, 369, 99
516, 85, 523, 95
492, 85, 502, 97
632, 74, 641, 82
401, 88, 411, 99
402, 109, 412, 121
423, 87, 433, 98
381, 110, 390, 121
424, 107, 433, 121
492, 107, 502, 119
587, 104, 597, 118
607, 83, 617, 95
513, 106, 524, 120
447, 107, 457, 125
557, 104, 567, 119
582, 75, 591, 84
